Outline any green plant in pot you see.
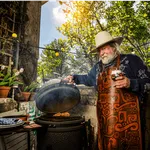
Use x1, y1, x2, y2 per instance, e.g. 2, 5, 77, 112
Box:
22, 81, 39, 101
0, 65, 24, 98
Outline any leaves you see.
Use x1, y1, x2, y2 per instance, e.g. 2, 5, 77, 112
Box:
38, 1, 150, 80
23, 81, 39, 92
38, 39, 71, 79
0, 66, 23, 86
57, 1, 150, 67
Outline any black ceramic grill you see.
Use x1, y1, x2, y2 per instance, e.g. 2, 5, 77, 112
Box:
35, 79, 87, 150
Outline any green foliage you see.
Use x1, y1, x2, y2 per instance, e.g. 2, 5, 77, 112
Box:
58, 1, 105, 67
57, 1, 150, 67
0, 66, 23, 86
38, 39, 71, 79
38, 1, 150, 78
22, 81, 39, 92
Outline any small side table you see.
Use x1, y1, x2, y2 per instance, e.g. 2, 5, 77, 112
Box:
0, 123, 41, 150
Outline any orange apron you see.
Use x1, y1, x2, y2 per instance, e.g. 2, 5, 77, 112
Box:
97, 55, 142, 150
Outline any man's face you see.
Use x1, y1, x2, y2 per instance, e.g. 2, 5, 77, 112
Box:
98, 44, 116, 64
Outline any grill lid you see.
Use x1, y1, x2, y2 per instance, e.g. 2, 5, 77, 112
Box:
35, 79, 80, 114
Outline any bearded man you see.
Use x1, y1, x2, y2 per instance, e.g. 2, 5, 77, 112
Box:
65, 31, 150, 150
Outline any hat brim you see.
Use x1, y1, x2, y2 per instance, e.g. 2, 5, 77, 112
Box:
90, 36, 123, 54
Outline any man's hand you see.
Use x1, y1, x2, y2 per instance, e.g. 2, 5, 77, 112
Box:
114, 76, 130, 89
64, 75, 74, 84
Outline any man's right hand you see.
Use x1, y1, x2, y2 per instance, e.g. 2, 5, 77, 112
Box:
64, 75, 74, 84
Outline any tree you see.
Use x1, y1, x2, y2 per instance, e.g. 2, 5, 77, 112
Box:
38, 39, 71, 80
58, 1, 105, 68
106, 1, 150, 65
58, 1, 150, 67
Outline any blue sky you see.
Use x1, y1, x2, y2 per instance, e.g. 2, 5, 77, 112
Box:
39, 1, 65, 55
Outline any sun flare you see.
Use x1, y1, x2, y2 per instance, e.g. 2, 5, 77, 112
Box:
53, 5, 75, 24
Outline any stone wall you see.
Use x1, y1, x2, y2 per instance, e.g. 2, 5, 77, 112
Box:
69, 85, 98, 149
69, 85, 97, 126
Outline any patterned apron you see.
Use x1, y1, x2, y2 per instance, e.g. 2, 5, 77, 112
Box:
97, 55, 142, 150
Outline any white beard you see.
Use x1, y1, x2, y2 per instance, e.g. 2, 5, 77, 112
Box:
101, 52, 117, 64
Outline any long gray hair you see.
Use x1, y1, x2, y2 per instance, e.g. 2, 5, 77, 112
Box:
109, 42, 121, 54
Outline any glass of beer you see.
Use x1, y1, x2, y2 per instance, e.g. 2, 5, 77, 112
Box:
111, 70, 123, 81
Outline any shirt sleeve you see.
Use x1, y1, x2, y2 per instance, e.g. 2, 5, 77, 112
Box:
128, 54, 150, 94
73, 63, 98, 87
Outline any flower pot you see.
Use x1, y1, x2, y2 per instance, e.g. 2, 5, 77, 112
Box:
0, 86, 11, 98
29, 92, 36, 101
22, 92, 31, 101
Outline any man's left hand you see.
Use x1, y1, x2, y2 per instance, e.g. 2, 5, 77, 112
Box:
114, 76, 130, 89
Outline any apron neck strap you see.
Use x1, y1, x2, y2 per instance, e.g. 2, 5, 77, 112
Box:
116, 54, 120, 69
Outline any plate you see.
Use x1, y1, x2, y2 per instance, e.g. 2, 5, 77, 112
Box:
0, 118, 24, 129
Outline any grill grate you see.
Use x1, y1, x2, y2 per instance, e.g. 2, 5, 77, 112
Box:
36, 115, 85, 127
39, 115, 82, 122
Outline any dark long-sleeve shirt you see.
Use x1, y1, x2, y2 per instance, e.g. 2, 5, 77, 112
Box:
73, 54, 150, 102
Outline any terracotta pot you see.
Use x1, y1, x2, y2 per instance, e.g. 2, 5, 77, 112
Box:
0, 86, 11, 98
19, 115, 28, 121
29, 92, 36, 101
22, 92, 31, 101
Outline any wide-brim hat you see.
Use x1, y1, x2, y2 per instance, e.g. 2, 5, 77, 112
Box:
90, 31, 123, 53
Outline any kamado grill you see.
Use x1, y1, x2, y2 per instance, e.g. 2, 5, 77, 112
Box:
35, 79, 87, 150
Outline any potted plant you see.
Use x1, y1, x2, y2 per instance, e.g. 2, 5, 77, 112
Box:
21, 81, 39, 101
0, 65, 24, 98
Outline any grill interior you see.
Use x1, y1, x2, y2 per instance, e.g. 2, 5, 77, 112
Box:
38, 115, 82, 122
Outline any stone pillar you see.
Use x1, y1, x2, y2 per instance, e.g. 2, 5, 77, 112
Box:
19, 1, 42, 85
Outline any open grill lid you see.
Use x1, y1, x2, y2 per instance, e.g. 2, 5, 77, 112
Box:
35, 79, 81, 114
